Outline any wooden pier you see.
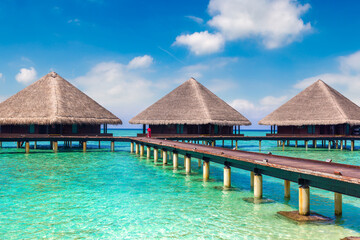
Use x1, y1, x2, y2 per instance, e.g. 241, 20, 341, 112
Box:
130, 137, 360, 219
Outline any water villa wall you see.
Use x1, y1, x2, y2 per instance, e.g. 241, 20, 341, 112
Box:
0, 124, 104, 135
276, 124, 357, 135
149, 124, 234, 135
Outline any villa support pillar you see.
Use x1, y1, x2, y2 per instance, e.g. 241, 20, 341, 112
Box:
223, 165, 231, 188
185, 155, 191, 173
313, 140, 317, 148
295, 140, 298, 148
198, 159, 201, 167
25, 141, 30, 154
328, 141, 331, 150
53, 141, 58, 153
284, 180, 290, 199
154, 149, 158, 163
235, 141, 238, 150
83, 141, 87, 152
340, 140, 343, 150
147, 146, 151, 158
140, 144, 144, 156
250, 171, 254, 189
259, 141, 261, 151
135, 143, 139, 154
211, 141, 215, 147
0, 141, 2, 148
334, 192, 342, 216
162, 150, 167, 164
345, 140, 347, 149
173, 152, 178, 169
203, 160, 210, 181
299, 185, 310, 216
351, 140, 354, 151
254, 173, 263, 199
282, 141, 285, 151
34, 141, 37, 149
305, 140, 308, 151
110, 141, 115, 152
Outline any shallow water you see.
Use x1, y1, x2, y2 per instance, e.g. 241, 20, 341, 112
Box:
0, 129, 359, 239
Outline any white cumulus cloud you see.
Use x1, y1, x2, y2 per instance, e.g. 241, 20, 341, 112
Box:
295, 50, 360, 105
127, 55, 154, 69
0, 73, 3, 79
15, 67, 37, 84
174, 31, 225, 55
175, 0, 311, 54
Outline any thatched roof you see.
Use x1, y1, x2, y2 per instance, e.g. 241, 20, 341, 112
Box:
259, 80, 360, 126
0, 72, 122, 125
130, 78, 251, 126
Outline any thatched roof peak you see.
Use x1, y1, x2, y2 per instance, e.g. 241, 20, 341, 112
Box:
259, 79, 360, 126
130, 78, 251, 126
0, 72, 122, 125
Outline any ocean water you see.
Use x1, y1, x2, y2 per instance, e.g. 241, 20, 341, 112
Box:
0, 129, 359, 239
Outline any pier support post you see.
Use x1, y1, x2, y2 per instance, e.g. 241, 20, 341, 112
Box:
351, 140, 354, 151
70, 141, 72, 148
334, 192, 342, 216
211, 141, 215, 147
282, 141, 285, 151
110, 141, 115, 152
154, 149, 158, 163
345, 140, 347, 149
83, 141, 87, 152
340, 140, 343, 150
254, 173, 263, 199
336, 140, 339, 149
0, 141, 2, 148
185, 155, 191, 173
313, 140, 317, 148
25, 141, 30, 154
299, 185, 310, 216
130, 142, 134, 153
17, 141, 20, 148
135, 143, 139, 154
223, 165, 231, 188
305, 140, 308, 151
53, 141, 58, 153
250, 171, 254, 189
328, 141, 331, 150
146, 146, 151, 158
203, 161, 210, 181
284, 180, 290, 198
173, 152, 178, 169
140, 145, 144, 156
295, 140, 298, 148
259, 141, 261, 151
287, 140, 290, 146
34, 141, 37, 149
235, 141, 238, 150
162, 150, 167, 164
198, 159, 201, 167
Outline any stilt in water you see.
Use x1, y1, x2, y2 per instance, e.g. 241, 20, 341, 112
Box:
223, 165, 231, 188
203, 160, 210, 181
299, 185, 310, 216
284, 180, 290, 199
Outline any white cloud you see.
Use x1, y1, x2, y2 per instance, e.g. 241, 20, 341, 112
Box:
0, 73, 3, 79
185, 15, 204, 24
339, 50, 360, 74
127, 55, 154, 69
68, 19, 80, 25
259, 95, 288, 106
174, 31, 225, 55
15, 67, 37, 84
175, 0, 311, 54
74, 59, 158, 126
295, 50, 360, 105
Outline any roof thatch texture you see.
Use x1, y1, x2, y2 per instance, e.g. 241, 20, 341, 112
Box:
130, 78, 251, 126
0, 72, 122, 125
259, 80, 360, 126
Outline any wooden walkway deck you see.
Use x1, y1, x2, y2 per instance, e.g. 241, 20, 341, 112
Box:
131, 137, 360, 198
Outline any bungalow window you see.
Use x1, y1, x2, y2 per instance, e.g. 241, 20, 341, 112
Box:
214, 125, 219, 134
307, 125, 315, 134
29, 124, 35, 134
72, 124, 78, 134
176, 124, 184, 134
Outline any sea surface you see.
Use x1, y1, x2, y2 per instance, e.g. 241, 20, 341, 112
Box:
0, 129, 359, 239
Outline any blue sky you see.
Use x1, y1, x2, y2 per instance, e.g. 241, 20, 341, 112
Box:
1, 0, 360, 129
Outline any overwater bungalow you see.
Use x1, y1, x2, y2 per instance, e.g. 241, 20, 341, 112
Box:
0, 72, 122, 136
130, 78, 251, 136
259, 80, 360, 136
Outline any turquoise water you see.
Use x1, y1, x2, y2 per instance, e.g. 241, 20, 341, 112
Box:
0, 130, 359, 239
